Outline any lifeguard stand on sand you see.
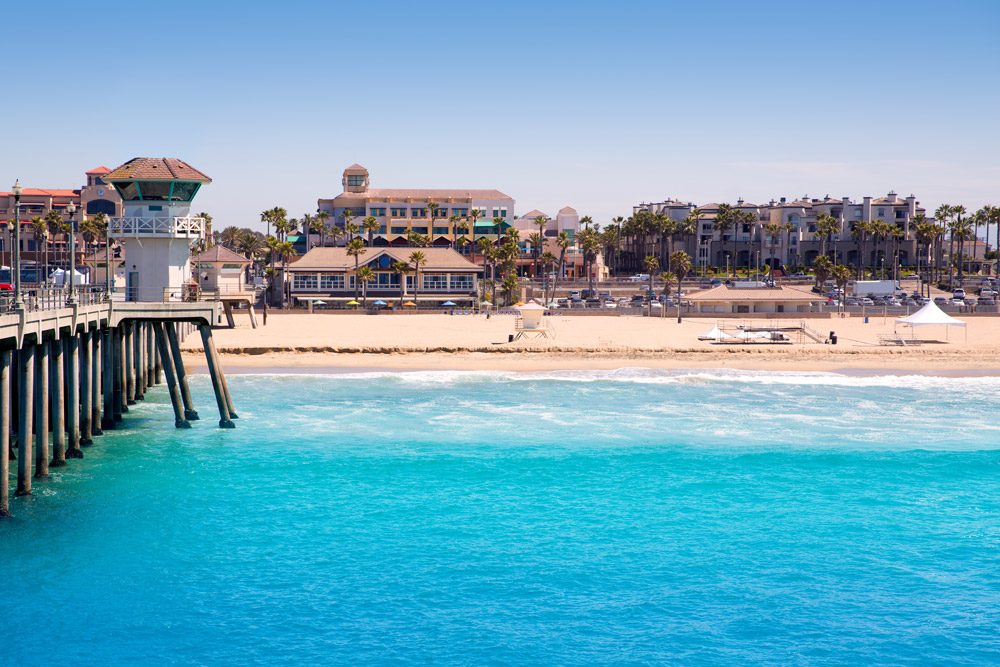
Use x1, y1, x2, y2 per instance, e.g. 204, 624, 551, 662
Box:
512, 301, 556, 341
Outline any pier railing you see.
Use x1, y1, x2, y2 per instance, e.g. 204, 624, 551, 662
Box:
0, 286, 107, 313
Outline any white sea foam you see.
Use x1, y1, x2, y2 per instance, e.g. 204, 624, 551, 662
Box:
229, 367, 1000, 393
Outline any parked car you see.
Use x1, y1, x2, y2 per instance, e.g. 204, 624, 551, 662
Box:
845, 298, 860, 306
933, 297, 949, 305
629, 274, 651, 282
859, 297, 874, 306
900, 298, 917, 306
568, 291, 581, 300
979, 297, 996, 306
585, 298, 601, 307
570, 298, 584, 307
603, 300, 617, 309
710, 279, 724, 286
790, 273, 810, 280
978, 289, 998, 298
950, 299, 966, 307
953, 288, 966, 299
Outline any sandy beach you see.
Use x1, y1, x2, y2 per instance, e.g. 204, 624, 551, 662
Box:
178, 311, 1000, 373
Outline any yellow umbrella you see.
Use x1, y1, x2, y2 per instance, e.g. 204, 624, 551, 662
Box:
403, 301, 417, 307
346, 300, 360, 306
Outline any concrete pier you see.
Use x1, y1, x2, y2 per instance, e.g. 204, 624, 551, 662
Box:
34, 342, 49, 478
50, 337, 66, 466
1, 350, 11, 516
166, 324, 198, 421
80, 330, 93, 446
16, 343, 34, 497
1, 300, 233, 517
199, 324, 234, 428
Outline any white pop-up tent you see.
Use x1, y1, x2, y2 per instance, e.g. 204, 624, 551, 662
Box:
895, 301, 967, 341
49, 268, 88, 286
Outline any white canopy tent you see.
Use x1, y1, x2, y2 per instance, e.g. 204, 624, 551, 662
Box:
895, 301, 966, 341
49, 268, 88, 286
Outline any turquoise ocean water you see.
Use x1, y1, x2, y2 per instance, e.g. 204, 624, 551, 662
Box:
1, 369, 998, 665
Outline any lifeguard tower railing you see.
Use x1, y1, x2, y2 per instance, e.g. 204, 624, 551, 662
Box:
109, 216, 206, 237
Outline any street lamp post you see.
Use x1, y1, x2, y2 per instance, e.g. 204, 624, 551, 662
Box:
11, 180, 23, 309
105, 227, 113, 300
66, 202, 77, 304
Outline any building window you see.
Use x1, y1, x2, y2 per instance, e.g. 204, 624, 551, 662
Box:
412, 227, 428, 235
423, 274, 447, 290
412, 208, 427, 218
391, 226, 407, 234
492, 207, 508, 218
347, 175, 365, 187
370, 208, 386, 217
450, 274, 473, 291
293, 274, 318, 290
320, 275, 344, 290
878, 208, 885, 217
854, 209, 862, 217
433, 227, 449, 235
453, 208, 468, 217
390, 208, 407, 218
895, 210, 905, 219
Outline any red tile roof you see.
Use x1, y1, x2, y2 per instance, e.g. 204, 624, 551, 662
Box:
191, 245, 250, 264
1, 188, 81, 197
105, 157, 211, 182
86, 166, 111, 175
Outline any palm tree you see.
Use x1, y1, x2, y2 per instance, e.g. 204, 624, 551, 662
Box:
669, 250, 692, 322
408, 250, 427, 306
643, 255, 659, 316
448, 215, 461, 250
391, 260, 410, 303
468, 208, 482, 248
539, 251, 556, 304
831, 264, 852, 315
427, 202, 440, 240
362, 215, 379, 247
812, 255, 834, 290
30, 217, 47, 284
850, 220, 871, 280
528, 231, 545, 279
713, 204, 737, 276
341, 208, 356, 241
492, 216, 506, 247
357, 266, 375, 307
278, 240, 296, 306
553, 231, 571, 294
914, 215, 934, 295
763, 222, 782, 279
44, 210, 63, 270
815, 213, 840, 262
316, 211, 331, 247
610, 215, 625, 275
346, 238, 367, 302
220, 226, 242, 249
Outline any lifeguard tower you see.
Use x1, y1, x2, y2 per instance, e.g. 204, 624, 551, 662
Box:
104, 158, 211, 301
512, 301, 555, 341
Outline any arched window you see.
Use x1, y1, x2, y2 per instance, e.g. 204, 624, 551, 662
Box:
87, 199, 116, 215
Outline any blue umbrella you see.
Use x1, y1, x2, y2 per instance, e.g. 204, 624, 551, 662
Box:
442, 301, 457, 306
373, 299, 387, 306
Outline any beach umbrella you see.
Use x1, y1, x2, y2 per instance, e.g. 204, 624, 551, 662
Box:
547, 301, 560, 307
403, 301, 417, 307
514, 301, 525, 306
347, 300, 360, 306
442, 300, 457, 306
373, 299, 387, 306
479, 300, 492, 306
313, 300, 327, 306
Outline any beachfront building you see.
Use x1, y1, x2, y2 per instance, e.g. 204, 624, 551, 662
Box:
287, 246, 482, 307
512, 207, 593, 278
686, 284, 819, 314
630, 192, 932, 275
316, 164, 516, 251
0, 167, 123, 280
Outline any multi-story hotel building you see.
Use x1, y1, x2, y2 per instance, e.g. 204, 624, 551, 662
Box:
316, 164, 516, 249
631, 192, 928, 272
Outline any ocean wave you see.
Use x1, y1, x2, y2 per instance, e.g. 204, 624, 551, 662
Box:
218, 367, 1000, 392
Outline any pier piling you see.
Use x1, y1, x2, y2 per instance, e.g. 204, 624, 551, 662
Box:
1, 350, 11, 516
166, 324, 198, 421
66, 334, 82, 458
153, 322, 190, 429
34, 342, 50, 477
146, 324, 155, 387
91, 329, 102, 436
50, 337, 66, 466
114, 327, 125, 419
101, 328, 116, 431
16, 343, 34, 496
80, 330, 93, 446
125, 324, 135, 405
198, 324, 234, 428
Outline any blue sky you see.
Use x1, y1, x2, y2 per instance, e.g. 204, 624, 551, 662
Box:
3, 0, 997, 231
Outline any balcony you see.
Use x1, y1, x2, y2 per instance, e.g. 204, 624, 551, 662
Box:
110, 216, 205, 238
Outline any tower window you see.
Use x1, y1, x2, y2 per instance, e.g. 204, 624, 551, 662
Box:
347, 175, 366, 187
